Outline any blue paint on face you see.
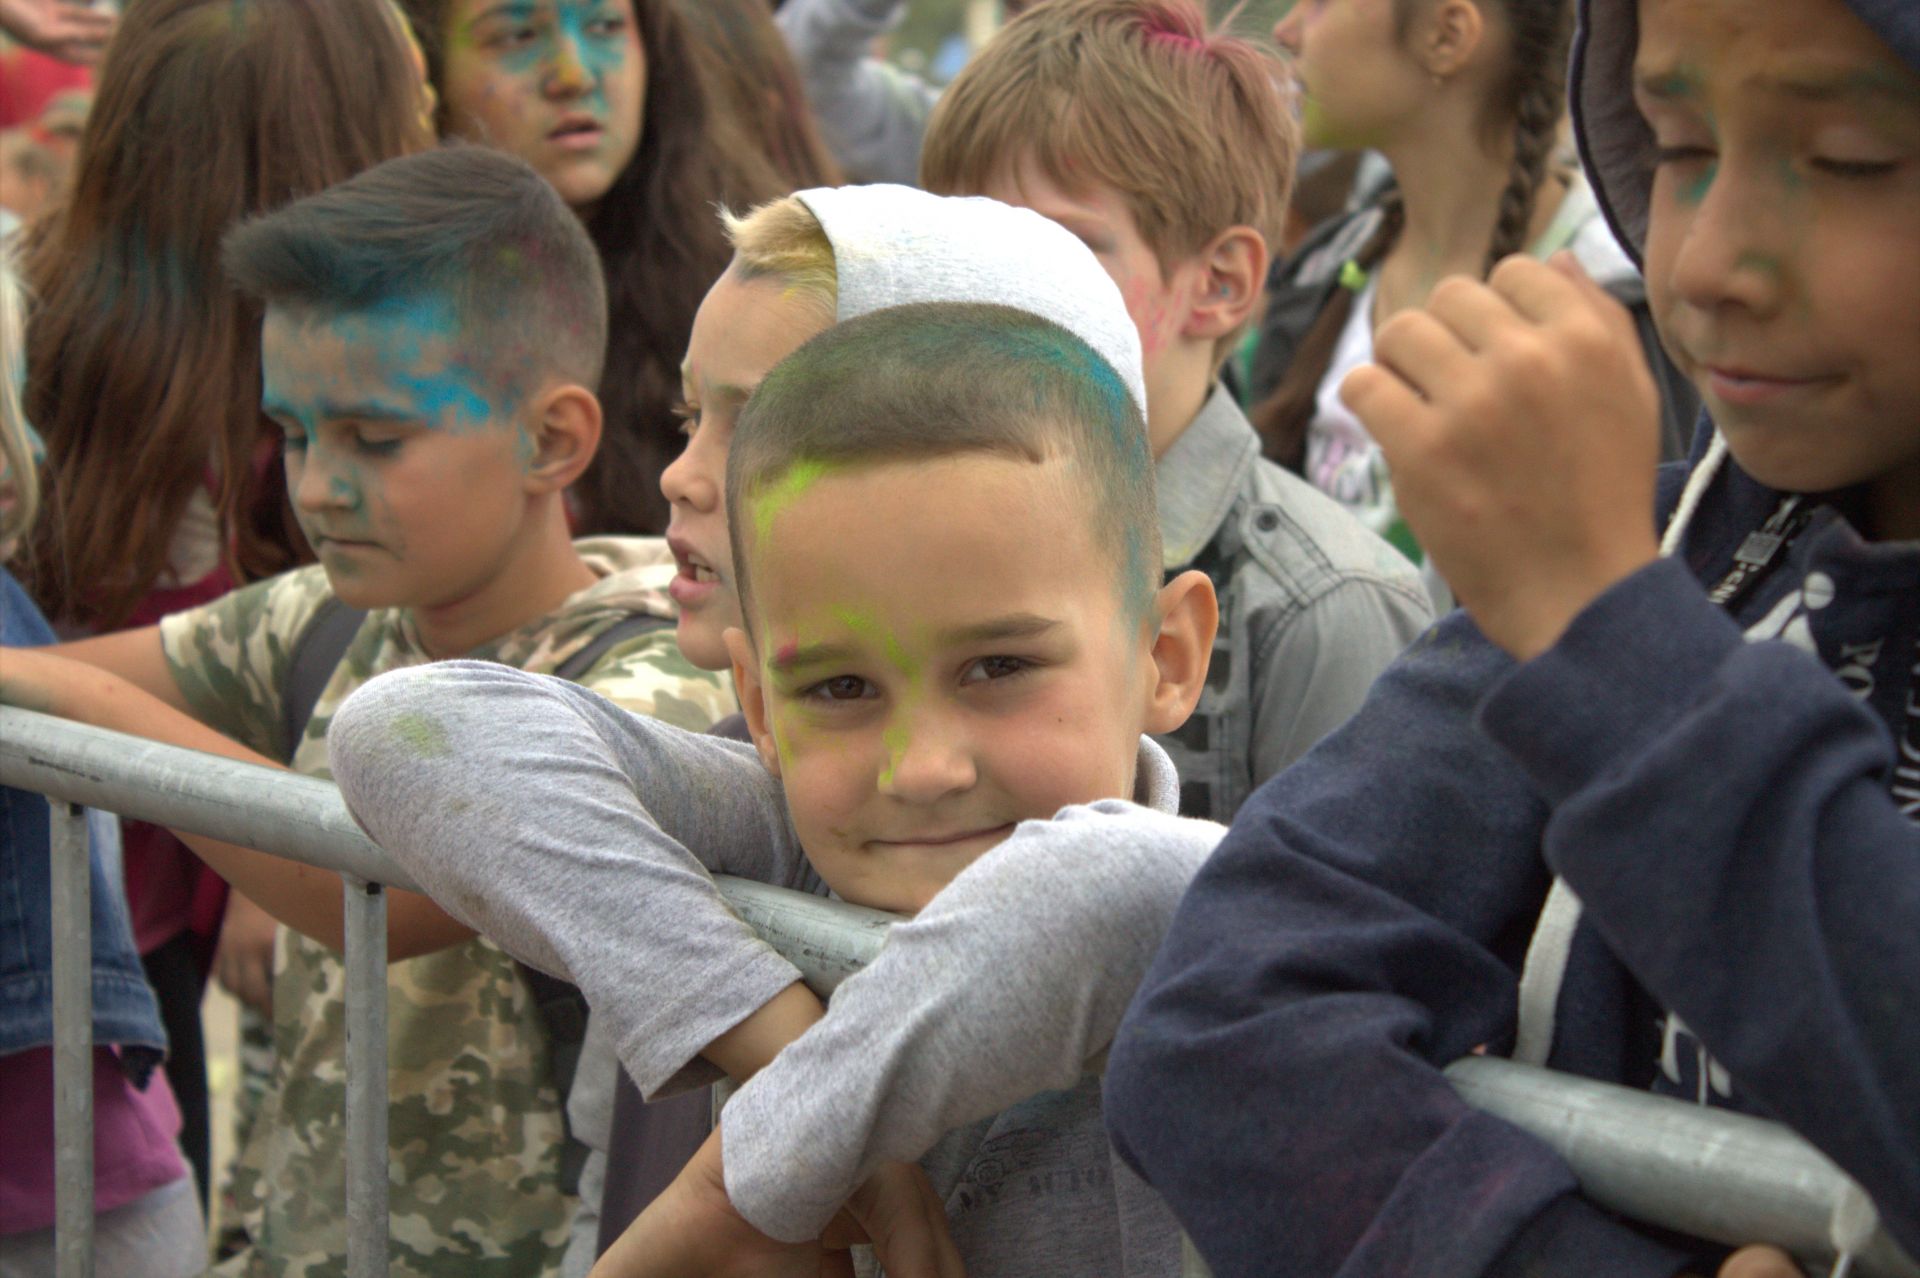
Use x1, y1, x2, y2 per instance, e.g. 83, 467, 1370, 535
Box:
488, 0, 630, 111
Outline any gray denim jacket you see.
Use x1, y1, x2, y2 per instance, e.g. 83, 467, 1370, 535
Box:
1152, 389, 1434, 820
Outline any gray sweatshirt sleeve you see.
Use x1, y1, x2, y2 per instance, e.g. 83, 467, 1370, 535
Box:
327, 659, 815, 1096
717, 802, 1223, 1243
774, 0, 937, 186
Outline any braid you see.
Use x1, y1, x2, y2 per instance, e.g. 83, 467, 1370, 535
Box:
1249, 193, 1403, 472
1483, 0, 1573, 273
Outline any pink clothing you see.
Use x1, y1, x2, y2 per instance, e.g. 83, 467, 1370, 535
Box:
0, 1047, 187, 1234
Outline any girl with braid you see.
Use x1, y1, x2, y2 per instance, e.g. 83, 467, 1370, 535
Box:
1246, 0, 1695, 606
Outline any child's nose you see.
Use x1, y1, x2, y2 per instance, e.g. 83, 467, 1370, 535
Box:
660, 444, 717, 512
543, 39, 593, 98
1667, 167, 1788, 316
876, 715, 976, 803
293, 449, 357, 515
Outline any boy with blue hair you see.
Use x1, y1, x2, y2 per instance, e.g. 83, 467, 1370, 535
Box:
1105, 0, 1920, 1273
0, 145, 734, 1277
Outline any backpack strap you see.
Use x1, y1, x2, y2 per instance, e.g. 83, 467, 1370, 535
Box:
280, 596, 368, 764
552, 612, 673, 682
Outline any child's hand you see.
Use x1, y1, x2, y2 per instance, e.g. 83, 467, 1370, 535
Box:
1340, 253, 1664, 661
214, 891, 278, 1014
1718, 1245, 1807, 1278
591, 1124, 964, 1278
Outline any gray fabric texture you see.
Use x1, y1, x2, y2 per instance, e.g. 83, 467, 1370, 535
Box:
774, 0, 935, 186
794, 184, 1150, 420
1153, 386, 1433, 818
329, 659, 1221, 1274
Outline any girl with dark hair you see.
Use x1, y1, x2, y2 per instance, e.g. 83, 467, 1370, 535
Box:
1247, 0, 1695, 603
402, 0, 788, 534
16, 0, 433, 1215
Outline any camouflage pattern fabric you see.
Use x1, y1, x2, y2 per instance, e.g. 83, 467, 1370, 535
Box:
160, 538, 733, 1278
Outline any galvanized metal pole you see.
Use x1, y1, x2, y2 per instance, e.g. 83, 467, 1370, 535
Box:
50, 801, 94, 1278
342, 875, 390, 1278
1447, 1057, 1920, 1277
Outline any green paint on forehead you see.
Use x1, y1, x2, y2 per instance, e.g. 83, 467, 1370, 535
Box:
750, 457, 838, 546
831, 605, 918, 677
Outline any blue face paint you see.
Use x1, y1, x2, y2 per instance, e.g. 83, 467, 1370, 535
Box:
484, 0, 630, 113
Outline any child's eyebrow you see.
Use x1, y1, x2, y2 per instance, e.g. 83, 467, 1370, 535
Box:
766, 640, 856, 674
935, 613, 1062, 648
1633, 66, 1702, 102
467, 0, 538, 26
271, 398, 418, 424
1749, 68, 1920, 107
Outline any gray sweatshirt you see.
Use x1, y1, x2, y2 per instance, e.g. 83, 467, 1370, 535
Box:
775, 0, 937, 186
329, 659, 1224, 1273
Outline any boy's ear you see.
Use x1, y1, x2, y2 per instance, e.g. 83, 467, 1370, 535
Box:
724, 624, 783, 778
523, 383, 603, 494
1182, 226, 1269, 343
1141, 568, 1219, 736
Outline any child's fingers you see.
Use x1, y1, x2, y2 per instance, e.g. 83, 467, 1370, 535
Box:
1370, 309, 1477, 404
1486, 253, 1588, 324
1422, 274, 1523, 353
1337, 361, 1428, 442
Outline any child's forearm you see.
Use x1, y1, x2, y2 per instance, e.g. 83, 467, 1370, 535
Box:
702, 981, 826, 1083
36, 624, 197, 713
717, 805, 1218, 1242
0, 649, 472, 958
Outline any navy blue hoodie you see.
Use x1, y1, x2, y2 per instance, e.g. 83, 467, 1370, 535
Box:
1103, 1, 1920, 1274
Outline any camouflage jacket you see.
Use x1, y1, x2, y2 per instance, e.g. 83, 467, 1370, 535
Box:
161, 538, 733, 1278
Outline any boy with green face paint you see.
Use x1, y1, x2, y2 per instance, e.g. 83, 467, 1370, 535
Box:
0, 146, 734, 1277
329, 288, 1228, 1275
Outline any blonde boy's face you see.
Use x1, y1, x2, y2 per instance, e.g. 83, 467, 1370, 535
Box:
728, 453, 1166, 915
262, 299, 539, 611
663, 269, 832, 671
1635, 0, 1920, 535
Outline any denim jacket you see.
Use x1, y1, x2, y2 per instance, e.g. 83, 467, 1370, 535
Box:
1151, 389, 1433, 820
0, 569, 166, 1073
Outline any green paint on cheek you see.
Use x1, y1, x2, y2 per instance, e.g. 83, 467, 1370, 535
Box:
1736, 251, 1783, 278
751, 458, 836, 545
392, 711, 451, 759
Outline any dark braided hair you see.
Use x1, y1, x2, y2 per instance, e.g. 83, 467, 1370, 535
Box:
1482, 0, 1574, 270
1250, 0, 1571, 471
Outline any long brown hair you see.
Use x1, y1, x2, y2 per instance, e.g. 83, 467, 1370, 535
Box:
21, 0, 429, 628
403, 0, 788, 535
1251, 0, 1571, 472
676, 0, 842, 193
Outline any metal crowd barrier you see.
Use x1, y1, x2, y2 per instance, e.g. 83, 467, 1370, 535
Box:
1, 705, 1913, 1278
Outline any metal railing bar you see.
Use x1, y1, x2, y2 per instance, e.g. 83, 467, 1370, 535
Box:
5, 707, 1914, 1276
51, 800, 94, 1278
342, 876, 390, 1278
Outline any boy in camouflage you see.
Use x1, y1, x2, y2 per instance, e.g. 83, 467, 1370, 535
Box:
0, 147, 735, 1276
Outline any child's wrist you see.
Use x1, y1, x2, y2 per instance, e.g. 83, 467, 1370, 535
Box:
702, 980, 826, 1083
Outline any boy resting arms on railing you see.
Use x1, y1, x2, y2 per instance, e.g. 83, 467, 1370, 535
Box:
0, 147, 734, 1277
329, 303, 1228, 1277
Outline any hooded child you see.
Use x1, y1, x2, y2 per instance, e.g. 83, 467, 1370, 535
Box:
328, 186, 1231, 1277
1104, 0, 1920, 1273
0, 147, 736, 1278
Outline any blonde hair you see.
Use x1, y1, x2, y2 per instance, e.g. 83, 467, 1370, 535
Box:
0, 248, 38, 551
921, 0, 1299, 273
720, 196, 838, 327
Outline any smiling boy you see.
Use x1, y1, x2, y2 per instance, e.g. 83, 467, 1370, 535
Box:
330, 302, 1227, 1275
0, 146, 732, 1277
1104, 0, 1920, 1272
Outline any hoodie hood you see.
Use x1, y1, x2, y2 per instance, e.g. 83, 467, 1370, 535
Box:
792, 184, 1150, 421
1571, 0, 1920, 267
